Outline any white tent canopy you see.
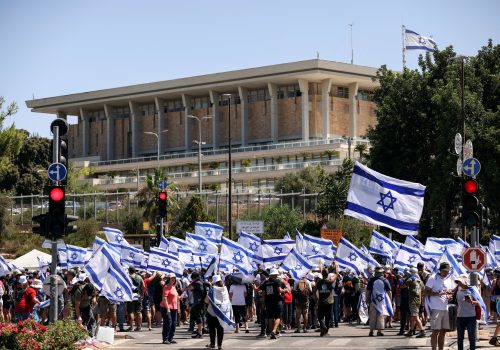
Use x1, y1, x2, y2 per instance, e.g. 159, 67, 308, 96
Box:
10, 249, 51, 270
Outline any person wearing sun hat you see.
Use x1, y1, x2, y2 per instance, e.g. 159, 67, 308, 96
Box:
13, 275, 41, 322
454, 274, 480, 350
425, 262, 455, 350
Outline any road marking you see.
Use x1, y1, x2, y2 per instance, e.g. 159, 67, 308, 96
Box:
327, 337, 351, 345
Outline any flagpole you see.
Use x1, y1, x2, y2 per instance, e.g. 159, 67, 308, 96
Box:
402, 25, 406, 69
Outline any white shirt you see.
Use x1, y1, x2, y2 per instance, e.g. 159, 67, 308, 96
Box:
425, 273, 455, 311
229, 284, 247, 306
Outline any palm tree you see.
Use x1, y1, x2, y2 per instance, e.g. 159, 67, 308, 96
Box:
354, 143, 368, 159
136, 168, 178, 223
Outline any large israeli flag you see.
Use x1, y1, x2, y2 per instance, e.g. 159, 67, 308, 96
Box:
159, 235, 169, 251
121, 245, 146, 269
238, 231, 262, 256
404, 235, 425, 253
433, 248, 466, 278
195, 222, 224, 244
405, 28, 436, 52
335, 238, 370, 275
207, 286, 235, 330
260, 238, 295, 268
344, 162, 426, 236
220, 238, 253, 275
360, 244, 381, 269
168, 236, 188, 255
148, 247, 184, 277
424, 237, 462, 258
0, 255, 13, 277
369, 230, 398, 258
301, 232, 336, 259
84, 243, 136, 302
394, 243, 424, 271
104, 227, 130, 246
67, 245, 92, 268
186, 233, 219, 255
281, 248, 313, 280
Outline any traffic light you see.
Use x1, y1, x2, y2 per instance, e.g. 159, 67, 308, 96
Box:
462, 178, 480, 227
32, 214, 49, 237
156, 222, 162, 247
158, 191, 167, 218
48, 185, 66, 238
65, 214, 78, 234
480, 204, 490, 230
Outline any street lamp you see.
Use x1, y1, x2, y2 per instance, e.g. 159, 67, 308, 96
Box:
187, 114, 214, 193
222, 93, 233, 239
144, 130, 168, 169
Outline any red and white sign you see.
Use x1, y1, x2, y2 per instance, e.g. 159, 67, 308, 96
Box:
462, 247, 486, 272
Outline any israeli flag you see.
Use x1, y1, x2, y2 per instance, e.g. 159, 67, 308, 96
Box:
67, 244, 92, 268
424, 237, 462, 258
457, 238, 470, 250
433, 248, 466, 278
295, 229, 305, 254
344, 161, 426, 236
468, 286, 488, 325
34, 299, 50, 310
301, 232, 336, 259
281, 248, 313, 279
490, 235, 500, 262
260, 238, 295, 268
220, 237, 253, 275
57, 243, 68, 269
358, 292, 369, 323
178, 248, 195, 269
392, 240, 402, 261
371, 278, 394, 317
168, 236, 188, 255
405, 28, 436, 52
186, 233, 219, 255
369, 230, 398, 258
84, 243, 135, 302
139, 252, 149, 271
404, 235, 425, 253
148, 247, 184, 278
361, 244, 381, 269
335, 238, 370, 275
37, 256, 50, 282
0, 254, 14, 277
207, 286, 235, 330
283, 232, 292, 240
159, 235, 169, 251
195, 222, 224, 244
93, 236, 107, 252
104, 227, 130, 247
394, 244, 424, 271
238, 231, 262, 257
121, 245, 145, 269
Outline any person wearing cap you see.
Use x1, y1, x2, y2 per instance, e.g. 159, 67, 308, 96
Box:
424, 261, 455, 350
402, 268, 425, 338
160, 272, 179, 344
293, 274, 312, 333
366, 266, 392, 336
260, 268, 286, 339
229, 277, 249, 334
74, 273, 97, 336
316, 269, 334, 337
205, 275, 230, 350
453, 274, 479, 350
13, 275, 41, 322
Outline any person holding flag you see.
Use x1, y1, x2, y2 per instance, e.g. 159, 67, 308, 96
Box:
205, 275, 234, 350
366, 266, 393, 337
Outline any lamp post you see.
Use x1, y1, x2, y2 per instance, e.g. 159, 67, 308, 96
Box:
187, 114, 214, 193
222, 93, 232, 239
144, 130, 168, 169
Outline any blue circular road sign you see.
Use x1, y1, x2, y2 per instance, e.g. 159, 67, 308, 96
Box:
47, 163, 67, 182
462, 158, 481, 178
158, 180, 168, 190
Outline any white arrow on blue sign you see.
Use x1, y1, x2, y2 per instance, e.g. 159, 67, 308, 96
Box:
47, 163, 67, 182
462, 158, 481, 178
158, 180, 168, 190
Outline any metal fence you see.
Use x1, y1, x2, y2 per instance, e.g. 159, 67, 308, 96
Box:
6, 190, 321, 228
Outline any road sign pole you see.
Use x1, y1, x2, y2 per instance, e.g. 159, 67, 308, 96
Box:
49, 126, 59, 323
470, 227, 478, 287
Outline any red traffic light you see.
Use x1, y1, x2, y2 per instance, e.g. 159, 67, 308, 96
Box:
159, 192, 167, 200
50, 187, 65, 201
463, 179, 478, 194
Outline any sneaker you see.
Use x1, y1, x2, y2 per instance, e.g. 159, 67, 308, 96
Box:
404, 331, 413, 337
257, 333, 266, 338
377, 331, 384, 336
491, 337, 499, 346
270, 332, 277, 340
245, 329, 250, 334
397, 331, 405, 336
416, 332, 426, 339
192, 332, 203, 339
162, 340, 170, 344
369, 331, 374, 337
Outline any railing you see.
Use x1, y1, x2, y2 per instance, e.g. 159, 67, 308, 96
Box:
90, 137, 370, 167
92, 159, 343, 185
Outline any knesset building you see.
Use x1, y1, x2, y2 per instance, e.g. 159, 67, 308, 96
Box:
27, 59, 378, 192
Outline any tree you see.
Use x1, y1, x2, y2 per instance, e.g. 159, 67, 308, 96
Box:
169, 195, 213, 237
366, 40, 500, 237
316, 158, 354, 220
13, 135, 51, 195
354, 143, 368, 161
261, 205, 303, 239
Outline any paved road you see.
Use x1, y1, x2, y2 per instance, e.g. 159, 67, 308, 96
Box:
106, 321, 491, 350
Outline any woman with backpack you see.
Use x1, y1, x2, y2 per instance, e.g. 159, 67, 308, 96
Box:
294, 275, 311, 333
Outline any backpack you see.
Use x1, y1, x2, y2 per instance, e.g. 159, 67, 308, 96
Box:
131, 274, 144, 295
296, 280, 309, 304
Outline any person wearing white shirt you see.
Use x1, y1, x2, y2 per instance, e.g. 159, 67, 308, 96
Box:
425, 262, 455, 350
229, 283, 248, 333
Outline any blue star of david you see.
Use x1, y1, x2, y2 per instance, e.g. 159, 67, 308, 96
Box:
205, 228, 213, 238
414, 243, 421, 248
312, 246, 320, 254
116, 235, 123, 243
248, 242, 259, 252
161, 258, 171, 267
377, 191, 397, 212
114, 287, 124, 299
199, 242, 208, 253
379, 243, 385, 249
190, 256, 195, 262
439, 246, 445, 253
375, 293, 384, 303
348, 252, 358, 262
70, 252, 78, 260
408, 255, 417, 264
274, 247, 283, 255
232, 251, 244, 264
295, 263, 302, 270
418, 36, 426, 44
129, 252, 135, 259
205, 256, 212, 264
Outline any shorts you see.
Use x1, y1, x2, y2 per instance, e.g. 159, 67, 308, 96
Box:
126, 299, 143, 314
245, 297, 253, 307
191, 304, 204, 325
266, 302, 282, 320
491, 301, 497, 312
95, 298, 117, 316
409, 303, 420, 316
142, 296, 151, 311
429, 309, 450, 330
296, 303, 309, 316
233, 305, 247, 323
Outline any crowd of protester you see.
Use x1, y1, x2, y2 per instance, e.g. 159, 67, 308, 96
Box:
0, 260, 495, 350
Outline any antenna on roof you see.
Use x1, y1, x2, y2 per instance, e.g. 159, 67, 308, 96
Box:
316, 51, 320, 59
349, 22, 354, 64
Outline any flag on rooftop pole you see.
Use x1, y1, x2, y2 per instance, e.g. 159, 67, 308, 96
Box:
344, 161, 426, 236
404, 28, 436, 52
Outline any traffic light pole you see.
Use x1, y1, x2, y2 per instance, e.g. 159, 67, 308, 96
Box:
49, 126, 59, 324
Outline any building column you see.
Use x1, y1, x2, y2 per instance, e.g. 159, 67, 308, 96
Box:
209, 90, 220, 149
267, 83, 278, 143
56, 111, 67, 120
348, 82, 359, 138
321, 79, 332, 140
298, 79, 309, 141
182, 94, 192, 151
103, 104, 115, 160
238, 86, 248, 146
128, 101, 140, 157
79, 108, 90, 157
155, 97, 166, 155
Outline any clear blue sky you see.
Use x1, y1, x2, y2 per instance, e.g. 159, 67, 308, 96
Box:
1, 0, 498, 137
